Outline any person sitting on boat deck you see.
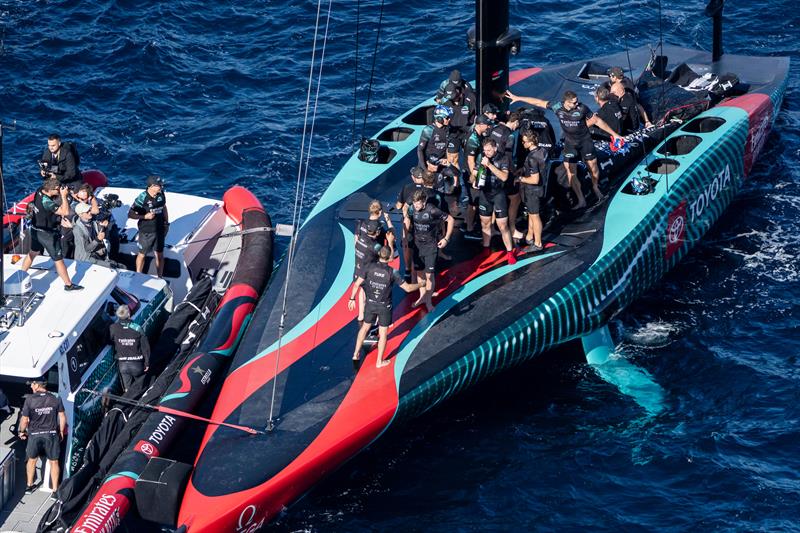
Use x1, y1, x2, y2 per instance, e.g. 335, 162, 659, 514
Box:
128, 175, 169, 277
519, 130, 548, 253
72, 182, 101, 214
349, 246, 423, 368
39, 134, 81, 189
18, 379, 66, 493
73, 202, 117, 267
505, 89, 622, 208
21, 177, 84, 290
462, 114, 494, 241
418, 105, 458, 173
607, 66, 652, 133
489, 112, 524, 242
404, 189, 454, 312
591, 85, 624, 141
435, 69, 476, 105
110, 304, 150, 392
476, 138, 517, 265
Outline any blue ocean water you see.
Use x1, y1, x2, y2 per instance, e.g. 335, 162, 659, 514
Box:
2, 0, 798, 531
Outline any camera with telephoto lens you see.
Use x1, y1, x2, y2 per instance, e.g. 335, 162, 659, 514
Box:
99, 193, 122, 212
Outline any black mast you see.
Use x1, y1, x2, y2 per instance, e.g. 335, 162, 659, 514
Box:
705, 0, 725, 62
0, 121, 6, 305
468, 0, 521, 113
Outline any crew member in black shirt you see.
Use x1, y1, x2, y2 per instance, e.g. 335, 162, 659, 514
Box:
489, 112, 524, 242
129, 175, 169, 276
476, 138, 517, 265
21, 177, 83, 290
353, 201, 395, 325
608, 66, 652, 133
404, 189, 454, 312
348, 246, 422, 367
519, 130, 548, 253
418, 105, 456, 172
39, 134, 81, 188
396, 166, 428, 280
110, 304, 151, 392
592, 86, 624, 140
19, 380, 66, 493
506, 89, 622, 208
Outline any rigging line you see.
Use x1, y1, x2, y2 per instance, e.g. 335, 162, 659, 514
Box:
266, 0, 328, 432
657, 0, 666, 125
360, 0, 385, 139
352, 0, 361, 150
478, 0, 483, 110
616, 0, 649, 164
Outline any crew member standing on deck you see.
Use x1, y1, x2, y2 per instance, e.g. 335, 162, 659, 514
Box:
128, 175, 169, 276
506, 89, 622, 208
18, 380, 66, 493
349, 246, 422, 368
110, 304, 150, 392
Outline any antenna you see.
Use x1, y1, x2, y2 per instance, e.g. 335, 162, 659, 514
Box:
0, 119, 17, 306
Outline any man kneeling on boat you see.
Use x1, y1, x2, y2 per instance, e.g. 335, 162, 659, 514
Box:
349, 246, 423, 368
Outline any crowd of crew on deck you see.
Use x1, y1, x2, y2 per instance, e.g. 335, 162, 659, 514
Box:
350, 67, 653, 367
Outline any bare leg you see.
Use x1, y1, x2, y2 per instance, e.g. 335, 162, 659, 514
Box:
376, 326, 390, 367
135, 253, 146, 273
507, 193, 523, 240
495, 217, 514, 252
26, 458, 37, 486
586, 159, 603, 199
413, 269, 427, 308
21, 251, 38, 272
54, 259, 73, 286
353, 321, 371, 360
423, 271, 435, 312
480, 215, 492, 248
357, 287, 366, 323
466, 204, 477, 231
564, 162, 586, 208
154, 252, 164, 277
527, 214, 543, 247
49, 459, 60, 491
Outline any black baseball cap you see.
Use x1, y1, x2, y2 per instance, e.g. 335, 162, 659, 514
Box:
146, 175, 164, 187
482, 103, 499, 115
448, 69, 463, 83
475, 114, 493, 126
411, 166, 426, 178
365, 219, 381, 234
26, 379, 46, 386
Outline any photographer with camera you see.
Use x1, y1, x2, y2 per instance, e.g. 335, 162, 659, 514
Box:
39, 133, 81, 188
128, 175, 169, 277
22, 177, 83, 290
73, 202, 120, 268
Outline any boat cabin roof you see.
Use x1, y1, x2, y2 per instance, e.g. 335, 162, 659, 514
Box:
0, 255, 166, 379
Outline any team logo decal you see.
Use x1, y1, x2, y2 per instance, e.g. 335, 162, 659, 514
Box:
665, 200, 688, 260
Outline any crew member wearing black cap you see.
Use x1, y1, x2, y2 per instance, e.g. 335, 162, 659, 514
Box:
21, 177, 83, 290
519, 130, 548, 253
128, 175, 169, 276
607, 66, 652, 133
348, 246, 423, 368
463, 114, 494, 240
506, 89, 622, 208
18, 380, 66, 493
110, 304, 150, 392
396, 166, 428, 280
435, 69, 476, 104
353, 200, 395, 324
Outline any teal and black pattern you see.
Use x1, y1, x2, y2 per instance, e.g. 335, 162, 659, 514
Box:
396, 105, 753, 421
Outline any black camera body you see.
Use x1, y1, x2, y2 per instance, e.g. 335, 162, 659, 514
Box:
99, 193, 123, 212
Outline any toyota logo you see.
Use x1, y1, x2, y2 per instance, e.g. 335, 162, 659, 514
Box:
139, 442, 155, 456
668, 215, 685, 244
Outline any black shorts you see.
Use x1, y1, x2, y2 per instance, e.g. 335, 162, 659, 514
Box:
138, 230, 165, 255
522, 184, 545, 215
412, 243, 438, 274
563, 135, 597, 163
30, 228, 63, 261
478, 190, 509, 219
26, 432, 60, 460
363, 302, 392, 327
504, 177, 520, 196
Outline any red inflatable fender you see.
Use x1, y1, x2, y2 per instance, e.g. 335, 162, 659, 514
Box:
223, 186, 264, 225
82, 169, 108, 189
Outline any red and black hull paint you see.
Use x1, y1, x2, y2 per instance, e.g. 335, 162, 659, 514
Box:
72, 186, 273, 533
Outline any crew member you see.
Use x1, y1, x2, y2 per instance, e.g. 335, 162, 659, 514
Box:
608, 66, 652, 133
39, 134, 81, 188
353, 201, 395, 324
481, 103, 500, 124
348, 246, 422, 367
128, 175, 169, 276
21, 177, 83, 290
110, 305, 150, 392
506, 89, 622, 208
18, 380, 66, 493
463, 114, 494, 240
489, 112, 523, 242
592, 86, 624, 140
476, 138, 517, 264
444, 84, 476, 161
519, 130, 547, 253
435, 69, 476, 104
396, 166, 428, 280
404, 189, 454, 312
418, 105, 456, 172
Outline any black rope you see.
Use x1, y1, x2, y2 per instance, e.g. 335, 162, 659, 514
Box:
657, 0, 666, 124
615, 0, 649, 164
352, 0, 361, 150
360, 0, 385, 139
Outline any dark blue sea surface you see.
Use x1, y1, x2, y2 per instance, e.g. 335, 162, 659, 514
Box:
2, 0, 798, 531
